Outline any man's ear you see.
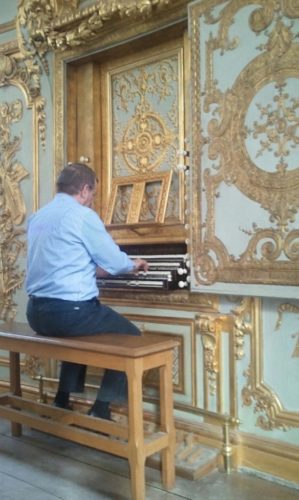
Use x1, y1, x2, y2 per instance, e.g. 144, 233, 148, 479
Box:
80, 184, 89, 199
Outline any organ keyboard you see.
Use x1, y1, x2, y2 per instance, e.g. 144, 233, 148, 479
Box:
97, 253, 190, 291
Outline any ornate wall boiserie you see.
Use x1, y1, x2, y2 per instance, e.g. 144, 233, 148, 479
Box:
0, 0, 298, 484
0, 97, 27, 320
0, 40, 43, 320
102, 45, 185, 231
190, 0, 299, 296
17, 0, 184, 57
241, 297, 299, 431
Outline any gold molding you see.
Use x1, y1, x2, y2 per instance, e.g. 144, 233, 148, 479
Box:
240, 431, 299, 485
194, 312, 237, 418
190, 0, 299, 289
17, 0, 185, 56
275, 301, 299, 330
195, 315, 219, 398
53, 2, 188, 183
0, 20, 16, 35
0, 40, 45, 318
124, 312, 196, 406
241, 298, 299, 431
105, 171, 172, 226
0, 50, 45, 210
231, 298, 253, 360
0, 40, 19, 55
101, 289, 219, 312
275, 301, 299, 357
0, 98, 28, 320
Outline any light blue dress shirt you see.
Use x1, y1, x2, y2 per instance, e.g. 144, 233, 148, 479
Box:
26, 193, 135, 300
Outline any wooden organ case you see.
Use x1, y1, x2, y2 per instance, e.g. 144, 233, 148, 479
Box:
66, 26, 191, 297
56, 11, 222, 478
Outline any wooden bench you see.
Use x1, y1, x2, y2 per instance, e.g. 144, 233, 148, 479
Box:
0, 321, 178, 500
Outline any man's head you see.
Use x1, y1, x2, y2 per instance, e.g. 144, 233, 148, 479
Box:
56, 163, 97, 207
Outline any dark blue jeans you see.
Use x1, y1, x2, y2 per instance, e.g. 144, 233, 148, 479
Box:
26, 297, 140, 402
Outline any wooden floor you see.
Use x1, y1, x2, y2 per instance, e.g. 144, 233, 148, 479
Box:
0, 419, 298, 500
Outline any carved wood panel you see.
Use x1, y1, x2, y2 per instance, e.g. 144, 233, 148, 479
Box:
190, 0, 299, 297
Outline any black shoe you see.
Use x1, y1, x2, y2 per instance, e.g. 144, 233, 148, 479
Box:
53, 401, 73, 410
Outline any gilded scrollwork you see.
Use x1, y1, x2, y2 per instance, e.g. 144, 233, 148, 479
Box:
17, 0, 54, 74
110, 51, 183, 224
190, 0, 299, 289
274, 301, 299, 358
241, 298, 299, 430
0, 99, 28, 320
0, 54, 46, 149
275, 301, 299, 329
231, 297, 252, 360
195, 315, 218, 396
242, 366, 288, 431
17, 0, 172, 56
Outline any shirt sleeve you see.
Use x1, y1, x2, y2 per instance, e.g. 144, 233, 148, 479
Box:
80, 209, 135, 275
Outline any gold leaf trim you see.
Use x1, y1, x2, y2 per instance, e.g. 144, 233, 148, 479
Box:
241, 298, 299, 430
0, 99, 28, 321
17, 0, 173, 56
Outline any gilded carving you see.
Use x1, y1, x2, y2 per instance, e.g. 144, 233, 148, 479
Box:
102, 289, 219, 312
241, 298, 299, 430
110, 52, 183, 224
17, 0, 173, 55
0, 99, 28, 320
22, 354, 43, 378
0, 20, 16, 35
53, 0, 81, 18
17, 0, 54, 74
105, 171, 172, 225
275, 301, 299, 330
195, 315, 218, 396
275, 301, 299, 358
231, 298, 253, 360
0, 41, 20, 56
190, 1, 299, 288
242, 366, 288, 431
0, 54, 46, 149
143, 333, 181, 389
0, 55, 18, 82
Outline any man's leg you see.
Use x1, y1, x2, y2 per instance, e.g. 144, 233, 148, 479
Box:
85, 302, 140, 418
27, 297, 140, 415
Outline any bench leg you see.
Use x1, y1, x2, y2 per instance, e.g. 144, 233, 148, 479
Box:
9, 352, 22, 437
127, 359, 146, 500
159, 352, 175, 489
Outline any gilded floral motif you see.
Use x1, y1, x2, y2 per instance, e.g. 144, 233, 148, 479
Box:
190, 1, 299, 288
0, 100, 28, 320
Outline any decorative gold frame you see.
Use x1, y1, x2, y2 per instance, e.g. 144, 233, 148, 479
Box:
0, 38, 44, 319
241, 298, 299, 431
189, 0, 299, 293
125, 312, 195, 406
105, 171, 172, 226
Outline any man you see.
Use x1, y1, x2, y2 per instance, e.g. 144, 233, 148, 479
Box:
26, 162, 148, 420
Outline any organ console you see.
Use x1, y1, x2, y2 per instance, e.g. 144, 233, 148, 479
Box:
97, 244, 190, 291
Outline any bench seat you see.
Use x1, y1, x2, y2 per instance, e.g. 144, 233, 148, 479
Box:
0, 321, 178, 500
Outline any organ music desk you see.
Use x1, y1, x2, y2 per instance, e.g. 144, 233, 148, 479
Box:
0, 322, 179, 500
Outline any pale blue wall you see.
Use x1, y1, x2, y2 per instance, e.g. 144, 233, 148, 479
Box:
0, 0, 298, 463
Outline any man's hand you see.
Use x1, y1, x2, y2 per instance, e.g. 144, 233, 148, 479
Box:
132, 258, 149, 273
